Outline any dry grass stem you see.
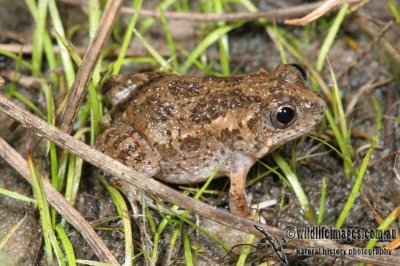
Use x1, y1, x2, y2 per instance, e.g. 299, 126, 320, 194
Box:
284, 0, 362, 25
62, 0, 347, 23
57, 0, 124, 134
0, 137, 118, 264
0, 69, 43, 90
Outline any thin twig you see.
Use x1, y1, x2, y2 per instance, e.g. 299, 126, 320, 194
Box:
285, 0, 361, 25
345, 76, 393, 117
383, 83, 396, 149
57, 0, 124, 134
0, 138, 118, 264
355, 16, 400, 64
0, 76, 117, 264
0, 28, 27, 43
0, 69, 43, 90
0, 94, 399, 265
63, 0, 354, 23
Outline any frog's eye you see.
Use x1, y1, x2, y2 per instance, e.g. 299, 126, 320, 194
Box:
270, 104, 297, 129
289, 64, 307, 81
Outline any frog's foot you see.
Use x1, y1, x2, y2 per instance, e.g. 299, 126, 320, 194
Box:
228, 153, 255, 218
96, 126, 161, 177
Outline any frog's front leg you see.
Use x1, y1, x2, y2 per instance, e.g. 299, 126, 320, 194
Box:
96, 124, 161, 177
229, 153, 255, 217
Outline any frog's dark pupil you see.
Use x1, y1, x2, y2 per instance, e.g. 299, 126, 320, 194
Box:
277, 107, 295, 125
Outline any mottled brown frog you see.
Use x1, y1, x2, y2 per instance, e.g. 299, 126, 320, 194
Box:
96, 64, 326, 217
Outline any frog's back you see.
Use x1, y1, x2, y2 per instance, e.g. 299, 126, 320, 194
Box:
108, 72, 273, 183
113, 71, 270, 145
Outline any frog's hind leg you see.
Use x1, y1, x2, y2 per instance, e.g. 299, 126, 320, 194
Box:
96, 125, 161, 177
96, 126, 161, 221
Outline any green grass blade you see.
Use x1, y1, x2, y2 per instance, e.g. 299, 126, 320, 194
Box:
86, 0, 103, 145
236, 234, 254, 266
121, 57, 158, 66
268, 24, 287, 64
26, 0, 58, 84
5, 84, 46, 118
327, 65, 353, 178
307, 134, 344, 160
182, 226, 193, 266
151, 162, 228, 261
318, 177, 327, 224
257, 161, 291, 188
63, 150, 83, 208
0, 50, 33, 70
329, 64, 347, 137
324, 108, 354, 178
42, 32, 58, 84
48, 0, 75, 88
144, 199, 157, 234
168, 227, 180, 260
373, 97, 382, 134
30, 0, 49, 76
160, 9, 179, 71
181, 24, 238, 73
271, 151, 315, 222
87, 83, 102, 144
159, 202, 231, 252
43, 82, 59, 226
28, 151, 65, 265
336, 134, 379, 228
57, 152, 69, 192
236, 0, 257, 12
100, 177, 134, 266
113, 0, 143, 75
133, 28, 172, 72
218, 35, 230, 76
365, 207, 399, 248
54, 31, 82, 66
0, 188, 35, 203
138, 0, 175, 34
55, 224, 76, 266
316, 3, 349, 71
215, 0, 230, 76
388, 0, 400, 22
88, 0, 101, 84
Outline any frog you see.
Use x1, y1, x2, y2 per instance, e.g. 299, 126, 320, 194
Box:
96, 64, 326, 217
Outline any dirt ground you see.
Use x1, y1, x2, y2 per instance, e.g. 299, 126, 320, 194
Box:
0, 0, 399, 265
